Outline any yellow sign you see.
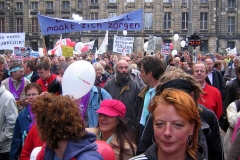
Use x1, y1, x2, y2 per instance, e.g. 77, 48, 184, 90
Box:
62, 46, 73, 57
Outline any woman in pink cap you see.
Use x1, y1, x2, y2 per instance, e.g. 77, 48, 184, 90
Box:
87, 99, 136, 160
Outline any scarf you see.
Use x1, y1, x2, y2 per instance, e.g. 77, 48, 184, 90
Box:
9, 77, 25, 100
79, 91, 91, 119
140, 87, 156, 126
28, 105, 35, 130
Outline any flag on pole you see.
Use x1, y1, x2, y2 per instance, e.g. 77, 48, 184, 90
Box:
84, 40, 95, 49
95, 31, 108, 55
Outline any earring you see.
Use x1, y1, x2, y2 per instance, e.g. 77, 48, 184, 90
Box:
187, 135, 193, 148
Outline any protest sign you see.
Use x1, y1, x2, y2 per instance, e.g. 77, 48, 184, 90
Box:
14, 47, 31, 57
161, 43, 171, 55
62, 46, 73, 57
0, 33, 25, 50
226, 47, 237, 55
147, 35, 156, 53
113, 35, 134, 55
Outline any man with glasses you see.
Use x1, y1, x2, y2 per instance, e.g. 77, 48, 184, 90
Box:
192, 61, 223, 120
0, 55, 18, 160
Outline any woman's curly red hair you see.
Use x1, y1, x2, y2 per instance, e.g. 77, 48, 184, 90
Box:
32, 93, 86, 149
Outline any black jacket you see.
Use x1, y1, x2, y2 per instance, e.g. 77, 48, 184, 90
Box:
205, 69, 226, 98
223, 78, 240, 114
104, 77, 140, 132
30, 70, 39, 83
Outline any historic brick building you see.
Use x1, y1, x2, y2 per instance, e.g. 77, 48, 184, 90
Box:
0, 0, 239, 54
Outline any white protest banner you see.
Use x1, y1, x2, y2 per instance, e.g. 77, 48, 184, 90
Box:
96, 31, 108, 55
113, 35, 134, 55
0, 33, 25, 50
147, 35, 156, 53
161, 42, 170, 55
226, 47, 237, 55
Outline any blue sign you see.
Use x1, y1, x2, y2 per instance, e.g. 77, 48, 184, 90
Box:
38, 9, 143, 35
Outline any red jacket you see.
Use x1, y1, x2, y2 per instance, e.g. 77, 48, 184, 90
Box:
20, 124, 43, 160
36, 74, 57, 92
198, 83, 223, 119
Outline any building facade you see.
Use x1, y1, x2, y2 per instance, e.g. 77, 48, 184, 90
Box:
0, 0, 239, 54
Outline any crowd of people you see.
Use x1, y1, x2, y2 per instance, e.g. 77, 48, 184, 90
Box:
0, 50, 240, 160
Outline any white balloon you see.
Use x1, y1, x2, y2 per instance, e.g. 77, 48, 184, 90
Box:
75, 42, 84, 51
123, 30, 127, 36
38, 48, 43, 57
180, 40, 186, 47
48, 50, 52, 55
173, 34, 179, 41
143, 41, 148, 52
62, 60, 96, 99
171, 50, 178, 57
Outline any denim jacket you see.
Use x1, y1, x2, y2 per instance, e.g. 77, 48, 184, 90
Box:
10, 106, 32, 160
87, 86, 112, 127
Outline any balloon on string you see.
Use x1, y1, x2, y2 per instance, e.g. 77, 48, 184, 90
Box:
173, 34, 179, 41
71, 42, 76, 47
62, 60, 95, 99
51, 49, 56, 55
48, 50, 52, 55
123, 30, 127, 36
180, 40, 186, 47
170, 43, 173, 50
81, 46, 89, 52
66, 38, 72, 46
38, 48, 44, 57
75, 42, 84, 51
171, 50, 178, 57
96, 140, 116, 160
143, 41, 148, 52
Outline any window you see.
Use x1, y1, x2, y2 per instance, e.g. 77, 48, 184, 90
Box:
91, 0, 98, 3
163, 12, 171, 29
228, 0, 235, 8
0, 18, 4, 32
200, 40, 208, 52
182, 0, 187, 3
78, 0, 83, 8
227, 41, 235, 49
145, 0, 153, 2
16, 2, 23, 10
109, 0, 116, 3
31, 2, 38, 10
163, 0, 172, 2
46, 1, 53, 9
200, 13, 207, 30
200, 0, 208, 3
31, 42, 38, 51
62, 1, 69, 9
31, 18, 38, 33
182, 13, 188, 30
90, 13, 98, 20
0, 2, 4, 10
227, 17, 235, 33
16, 18, 23, 32
108, 13, 116, 18
127, 0, 134, 2
144, 13, 153, 29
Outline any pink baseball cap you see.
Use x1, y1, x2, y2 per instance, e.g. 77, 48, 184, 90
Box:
96, 99, 126, 118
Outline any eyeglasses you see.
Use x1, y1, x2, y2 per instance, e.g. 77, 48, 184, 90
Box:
27, 93, 38, 97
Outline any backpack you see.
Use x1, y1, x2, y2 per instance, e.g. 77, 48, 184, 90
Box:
222, 100, 240, 132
